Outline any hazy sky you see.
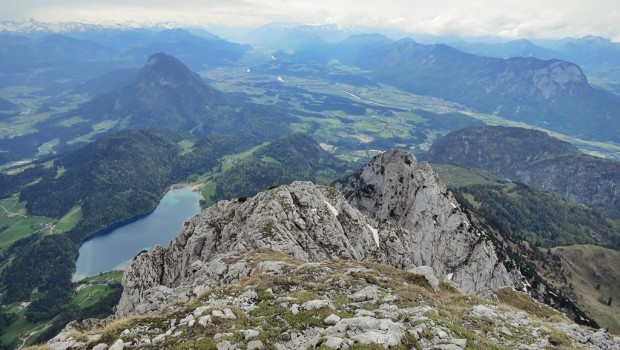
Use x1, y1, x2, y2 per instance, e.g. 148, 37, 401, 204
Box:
2, 0, 619, 41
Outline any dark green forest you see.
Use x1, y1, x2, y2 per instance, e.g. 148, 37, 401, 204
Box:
215, 133, 353, 200
452, 183, 620, 249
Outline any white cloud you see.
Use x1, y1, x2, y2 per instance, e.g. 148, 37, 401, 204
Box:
1, 0, 619, 40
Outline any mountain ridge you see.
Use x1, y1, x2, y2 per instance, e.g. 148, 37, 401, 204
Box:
117, 150, 521, 317
43, 150, 619, 350
297, 35, 620, 143
427, 125, 620, 219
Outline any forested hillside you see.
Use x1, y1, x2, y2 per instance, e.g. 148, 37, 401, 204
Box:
214, 133, 352, 200
428, 126, 620, 219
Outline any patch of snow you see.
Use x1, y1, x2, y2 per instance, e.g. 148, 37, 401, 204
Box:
450, 202, 457, 209
324, 200, 338, 217
445, 273, 453, 282
522, 281, 528, 292
366, 224, 380, 248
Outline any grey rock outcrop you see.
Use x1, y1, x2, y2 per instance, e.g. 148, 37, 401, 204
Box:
117, 150, 519, 316
51, 250, 612, 350
333, 149, 520, 292
118, 180, 414, 316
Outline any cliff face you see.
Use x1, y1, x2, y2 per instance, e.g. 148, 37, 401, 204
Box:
332, 150, 519, 292
427, 125, 620, 219
117, 150, 520, 317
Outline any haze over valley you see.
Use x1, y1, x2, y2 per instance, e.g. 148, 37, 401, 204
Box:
0, 1, 620, 349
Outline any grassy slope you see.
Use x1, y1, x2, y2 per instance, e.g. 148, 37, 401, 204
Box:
432, 162, 620, 334
64, 250, 579, 350
552, 245, 620, 334
199, 142, 270, 206
0, 197, 81, 250
430, 163, 503, 188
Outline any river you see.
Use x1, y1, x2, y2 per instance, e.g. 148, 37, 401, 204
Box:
73, 187, 202, 280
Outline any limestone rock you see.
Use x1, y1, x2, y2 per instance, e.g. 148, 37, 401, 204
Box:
118, 181, 410, 316
118, 150, 520, 316
242, 329, 260, 340
108, 339, 124, 350
247, 340, 264, 350
302, 299, 335, 310
408, 266, 440, 292
351, 285, 379, 301
333, 149, 520, 292
325, 314, 341, 325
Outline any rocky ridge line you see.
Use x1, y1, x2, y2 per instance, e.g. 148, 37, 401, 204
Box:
117, 150, 520, 317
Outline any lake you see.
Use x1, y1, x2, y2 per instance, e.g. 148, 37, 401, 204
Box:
73, 187, 202, 280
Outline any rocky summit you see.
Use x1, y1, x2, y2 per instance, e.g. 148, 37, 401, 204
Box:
116, 150, 519, 317
333, 150, 520, 292
45, 150, 620, 349
49, 251, 619, 350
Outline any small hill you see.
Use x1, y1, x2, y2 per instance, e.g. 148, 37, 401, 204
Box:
214, 133, 352, 200
427, 125, 620, 219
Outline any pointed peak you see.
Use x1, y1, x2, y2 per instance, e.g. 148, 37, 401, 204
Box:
368, 149, 417, 166
146, 52, 181, 66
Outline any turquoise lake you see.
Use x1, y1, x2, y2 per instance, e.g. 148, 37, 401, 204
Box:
74, 188, 202, 280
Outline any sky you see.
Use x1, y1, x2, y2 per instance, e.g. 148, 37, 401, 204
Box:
2, 0, 620, 41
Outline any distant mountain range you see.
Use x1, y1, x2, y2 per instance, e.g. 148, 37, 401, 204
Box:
450, 36, 620, 94
296, 35, 620, 143
427, 125, 620, 219
0, 27, 248, 96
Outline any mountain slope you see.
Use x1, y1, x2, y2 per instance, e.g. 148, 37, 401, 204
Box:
553, 245, 620, 333
49, 249, 620, 350
427, 125, 620, 219
452, 183, 620, 249
58, 52, 224, 132
450, 36, 620, 96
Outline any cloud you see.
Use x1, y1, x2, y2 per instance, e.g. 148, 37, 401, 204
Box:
2, 0, 619, 40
